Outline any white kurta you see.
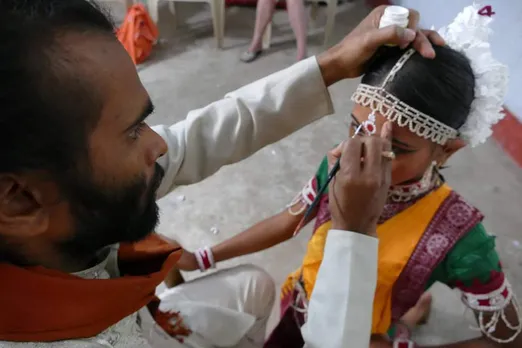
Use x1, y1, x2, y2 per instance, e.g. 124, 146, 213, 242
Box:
1, 57, 378, 348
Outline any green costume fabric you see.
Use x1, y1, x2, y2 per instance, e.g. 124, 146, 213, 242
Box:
312, 154, 501, 295
427, 223, 500, 289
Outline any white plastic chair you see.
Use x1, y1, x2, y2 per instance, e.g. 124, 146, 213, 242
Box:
262, 0, 338, 50
147, 0, 226, 49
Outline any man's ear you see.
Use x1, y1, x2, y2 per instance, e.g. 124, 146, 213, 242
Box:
436, 138, 466, 166
0, 175, 49, 238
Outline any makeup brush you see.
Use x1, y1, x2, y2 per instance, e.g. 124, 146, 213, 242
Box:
293, 124, 364, 234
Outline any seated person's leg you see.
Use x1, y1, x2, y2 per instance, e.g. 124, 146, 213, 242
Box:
159, 265, 276, 347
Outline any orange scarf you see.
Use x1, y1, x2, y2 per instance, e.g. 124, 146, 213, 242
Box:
0, 233, 182, 342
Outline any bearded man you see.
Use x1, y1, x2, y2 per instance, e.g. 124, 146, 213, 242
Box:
0, 1, 440, 347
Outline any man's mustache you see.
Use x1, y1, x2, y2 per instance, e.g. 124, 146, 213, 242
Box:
149, 163, 165, 194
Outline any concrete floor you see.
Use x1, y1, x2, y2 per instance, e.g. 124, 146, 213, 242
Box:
106, 0, 522, 344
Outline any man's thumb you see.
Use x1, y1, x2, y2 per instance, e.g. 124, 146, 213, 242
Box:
327, 142, 344, 170
366, 25, 416, 49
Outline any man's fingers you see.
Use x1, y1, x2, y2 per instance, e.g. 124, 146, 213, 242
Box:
421, 29, 445, 46
370, 5, 388, 25
380, 121, 392, 151
410, 29, 446, 55
411, 30, 435, 58
327, 142, 344, 170
365, 25, 416, 52
407, 9, 420, 31
338, 138, 363, 178
374, 7, 418, 50
362, 137, 382, 176
331, 142, 343, 158
380, 122, 393, 187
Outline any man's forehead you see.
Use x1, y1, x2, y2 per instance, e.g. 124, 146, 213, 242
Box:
57, 33, 150, 128
56, 33, 126, 72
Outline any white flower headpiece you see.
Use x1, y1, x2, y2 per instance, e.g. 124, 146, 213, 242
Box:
351, 3, 508, 147
438, 2, 508, 147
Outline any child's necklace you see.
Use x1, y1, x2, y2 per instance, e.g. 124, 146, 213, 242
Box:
388, 162, 441, 203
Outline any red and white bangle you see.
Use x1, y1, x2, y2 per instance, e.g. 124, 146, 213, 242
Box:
393, 339, 416, 348
393, 321, 416, 348
195, 247, 216, 272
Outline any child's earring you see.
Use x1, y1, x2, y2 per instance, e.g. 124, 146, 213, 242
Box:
362, 111, 377, 135
433, 160, 444, 171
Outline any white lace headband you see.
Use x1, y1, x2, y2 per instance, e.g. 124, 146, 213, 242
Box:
351, 3, 508, 147
351, 49, 458, 145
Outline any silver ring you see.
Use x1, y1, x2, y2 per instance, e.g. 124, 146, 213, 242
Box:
382, 151, 396, 160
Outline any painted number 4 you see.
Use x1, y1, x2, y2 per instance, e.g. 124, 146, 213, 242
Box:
478, 5, 495, 17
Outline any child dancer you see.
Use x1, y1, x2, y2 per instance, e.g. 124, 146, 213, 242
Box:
178, 4, 520, 347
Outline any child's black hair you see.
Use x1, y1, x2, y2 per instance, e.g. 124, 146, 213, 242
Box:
362, 46, 475, 131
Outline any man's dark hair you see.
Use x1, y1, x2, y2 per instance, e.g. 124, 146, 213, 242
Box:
0, 0, 115, 177
362, 45, 475, 131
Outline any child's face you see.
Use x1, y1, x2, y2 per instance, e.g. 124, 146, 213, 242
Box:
351, 104, 464, 186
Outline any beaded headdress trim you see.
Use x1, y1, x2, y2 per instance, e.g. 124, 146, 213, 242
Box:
350, 48, 459, 145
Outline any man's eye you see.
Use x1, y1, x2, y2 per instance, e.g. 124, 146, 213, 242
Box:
129, 122, 146, 140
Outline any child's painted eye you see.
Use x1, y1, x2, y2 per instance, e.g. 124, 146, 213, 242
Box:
350, 122, 361, 136
392, 145, 416, 155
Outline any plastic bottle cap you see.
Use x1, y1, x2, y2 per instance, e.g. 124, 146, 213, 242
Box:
384, 6, 409, 18
380, 5, 409, 30
379, 5, 409, 44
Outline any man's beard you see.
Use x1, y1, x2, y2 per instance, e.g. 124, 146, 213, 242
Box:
58, 163, 165, 261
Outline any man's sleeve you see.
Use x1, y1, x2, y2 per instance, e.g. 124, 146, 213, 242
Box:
301, 230, 378, 348
152, 57, 334, 199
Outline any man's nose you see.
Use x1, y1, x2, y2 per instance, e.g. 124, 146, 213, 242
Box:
146, 127, 168, 166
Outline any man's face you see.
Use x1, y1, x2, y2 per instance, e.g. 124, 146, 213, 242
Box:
49, 34, 168, 262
